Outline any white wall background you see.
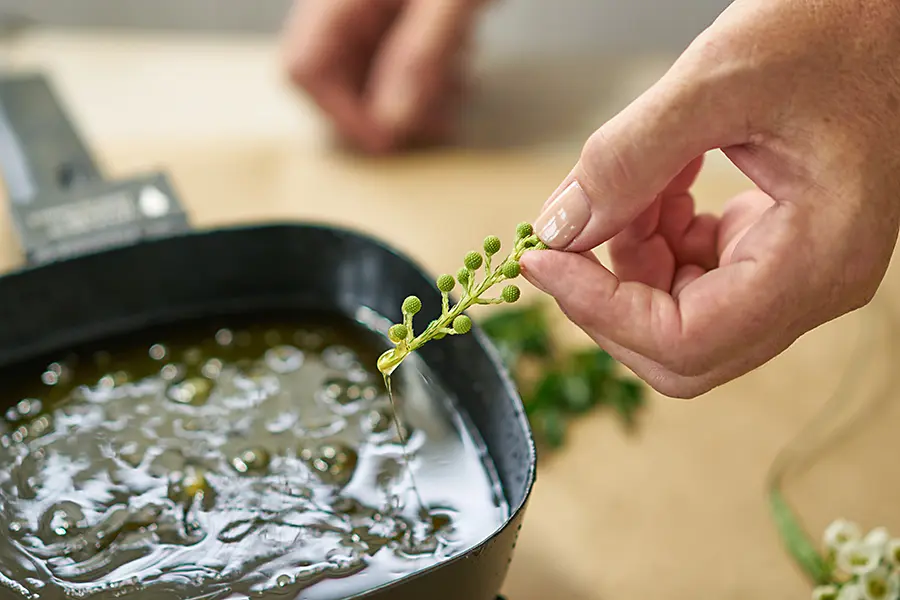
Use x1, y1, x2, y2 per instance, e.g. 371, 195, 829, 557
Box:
0, 0, 731, 56
478, 0, 730, 57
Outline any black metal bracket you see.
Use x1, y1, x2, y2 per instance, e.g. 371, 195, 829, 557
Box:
0, 72, 191, 265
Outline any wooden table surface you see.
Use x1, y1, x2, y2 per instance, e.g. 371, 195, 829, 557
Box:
2, 30, 900, 600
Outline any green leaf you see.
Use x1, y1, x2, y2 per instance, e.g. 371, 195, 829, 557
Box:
608, 379, 645, 426
569, 349, 615, 409
530, 371, 564, 413
561, 374, 592, 413
491, 339, 521, 371
527, 373, 572, 447
485, 304, 647, 449
481, 305, 552, 358
768, 489, 831, 585
536, 407, 566, 448
572, 348, 615, 379
522, 394, 540, 416
577, 350, 617, 401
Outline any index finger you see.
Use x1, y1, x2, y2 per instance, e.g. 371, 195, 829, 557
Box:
520, 225, 795, 377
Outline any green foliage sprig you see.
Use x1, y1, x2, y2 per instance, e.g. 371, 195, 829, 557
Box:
377, 223, 547, 376
480, 303, 646, 449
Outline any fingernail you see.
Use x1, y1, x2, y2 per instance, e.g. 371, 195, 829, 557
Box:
534, 180, 592, 249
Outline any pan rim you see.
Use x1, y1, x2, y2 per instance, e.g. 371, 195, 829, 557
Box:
0, 219, 538, 599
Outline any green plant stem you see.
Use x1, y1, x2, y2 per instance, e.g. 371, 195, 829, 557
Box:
762, 297, 885, 588
377, 234, 540, 375
768, 488, 831, 585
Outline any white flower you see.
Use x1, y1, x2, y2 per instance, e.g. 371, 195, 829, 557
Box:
813, 585, 840, 600
838, 541, 883, 576
865, 528, 891, 553
885, 539, 900, 566
838, 583, 864, 600
860, 566, 900, 600
827, 520, 863, 552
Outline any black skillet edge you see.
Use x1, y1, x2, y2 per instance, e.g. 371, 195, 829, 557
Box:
0, 221, 537, 600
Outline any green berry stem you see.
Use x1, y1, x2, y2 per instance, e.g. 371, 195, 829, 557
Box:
377, 227, 545, 375
403, 311, 412, 337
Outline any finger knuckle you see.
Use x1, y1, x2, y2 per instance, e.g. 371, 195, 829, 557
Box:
580, 128, 634, 200
401, 56, 433, 83
657, 348, 710, 379
818, 239, 893, 318
845, 254, 890, 311
285, 51, 326, 88
644, 371, 708, 400
669, 29, 757, 139
398, 56, 443, 96
683, 27, 732, 74
607, 236, 630, 268
846, 281, 879, 312
555, 297, 597, 330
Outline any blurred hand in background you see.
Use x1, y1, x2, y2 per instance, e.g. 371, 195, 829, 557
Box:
281, 0, 486, 153
282, 0, 900, 402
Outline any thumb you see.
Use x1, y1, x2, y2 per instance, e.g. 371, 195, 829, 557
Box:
533, 69, 744, 253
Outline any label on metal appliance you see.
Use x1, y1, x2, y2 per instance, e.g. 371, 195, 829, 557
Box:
9, 172, 191, 264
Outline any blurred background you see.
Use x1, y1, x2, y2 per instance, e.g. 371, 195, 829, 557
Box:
0, 0, 732, 149
0, 0, 730, 52
1, 1, 899, 600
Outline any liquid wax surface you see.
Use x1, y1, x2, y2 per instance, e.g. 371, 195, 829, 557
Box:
0, 313, 508, 599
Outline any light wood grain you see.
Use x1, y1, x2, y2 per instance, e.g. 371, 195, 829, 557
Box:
2, 30, 899, 600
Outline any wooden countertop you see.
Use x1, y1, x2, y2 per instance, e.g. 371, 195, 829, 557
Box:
2, 29, 900, 600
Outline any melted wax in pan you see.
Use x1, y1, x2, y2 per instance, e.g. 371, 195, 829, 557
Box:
0, 313, 508, 599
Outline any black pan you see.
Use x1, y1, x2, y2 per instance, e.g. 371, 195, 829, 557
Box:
0, 73, 536, 600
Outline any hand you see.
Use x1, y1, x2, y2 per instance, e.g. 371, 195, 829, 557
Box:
520, 0, 900, 398
281, 0, 484, 153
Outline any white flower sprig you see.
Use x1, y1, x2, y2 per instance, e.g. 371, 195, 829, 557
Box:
811, 519, 900, 600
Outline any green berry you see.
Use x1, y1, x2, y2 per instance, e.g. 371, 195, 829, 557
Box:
456, 267, 470, 286
501, 285, 521, 303
388, 324, 408, 343
483, 236, 501, 256
516, 222, 534, 239
501, 260, 521, 279
453, 315, 472, 334
464, 251, 483, 270
402, 295, 422, 315
436, 274, 455, 293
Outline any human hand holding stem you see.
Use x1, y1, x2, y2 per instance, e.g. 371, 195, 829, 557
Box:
377, 222, 547, 376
